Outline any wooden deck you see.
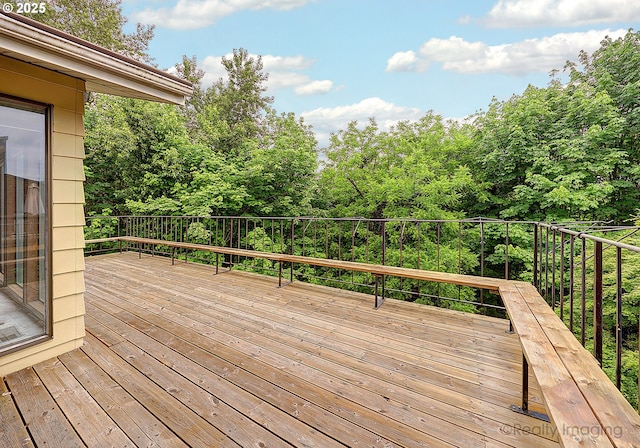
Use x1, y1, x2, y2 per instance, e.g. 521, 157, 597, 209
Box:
1, 252, 560, 447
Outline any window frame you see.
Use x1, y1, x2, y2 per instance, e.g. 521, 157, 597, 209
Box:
0, 93, 52, 356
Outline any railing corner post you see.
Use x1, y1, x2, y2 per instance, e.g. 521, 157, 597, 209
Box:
594, 240, 603, 366
533, 223, 538, 290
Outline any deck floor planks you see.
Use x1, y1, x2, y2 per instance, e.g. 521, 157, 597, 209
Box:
82, 314, 126, 347
91, 255, 522, 377
5, 367, 85, 448
56, 348, 190, 448
160, 257, 514, 352
87, 272, 539, 427
2, 252, 563, 447
108, 340, 320, 448
80, 333, 239, 448
185, 274, 523, 383
0, 378, 32, 448
85, 293, 453, 447
86, 264, 521, 397
86, 291, 555, 448
83, 298, 361, 447
84, 253, 557, 447
87, 255, 542, 408
90, 272, 524, 402
31, 358, 134, 447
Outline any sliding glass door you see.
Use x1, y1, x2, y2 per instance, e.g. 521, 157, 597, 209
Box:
0, 96, 49, 354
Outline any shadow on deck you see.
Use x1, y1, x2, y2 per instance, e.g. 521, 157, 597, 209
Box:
1, 252, 559, 447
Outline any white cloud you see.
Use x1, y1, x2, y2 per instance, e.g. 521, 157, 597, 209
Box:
420, 35, 487, 66
483, 0, 640, 28
301, 97, 424, 148
198, 52, 333, 96
387, 29, 628, 76
386, 50, 419, 72
132, 0, 316, 30
295, 80, 333, 96
261, 55, 315, 70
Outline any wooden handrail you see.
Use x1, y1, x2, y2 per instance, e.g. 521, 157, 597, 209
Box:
105, 236, 640, 447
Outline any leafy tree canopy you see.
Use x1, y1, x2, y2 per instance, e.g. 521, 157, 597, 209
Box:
319, 114, 486, 220
472, 29, 640, 223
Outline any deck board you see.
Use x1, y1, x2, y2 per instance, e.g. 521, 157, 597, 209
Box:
0, 377, 33, 448
5, 367, 85, 448
2, 252, 561, 447
57, 348, 189, 448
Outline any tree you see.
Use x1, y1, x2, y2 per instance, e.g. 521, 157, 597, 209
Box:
241, 111, 319, 216
174, 55, 206, 135
472, 29, 640, 223
320, 114, 484, 220
315, 114, 486, 311
84, 95, 206, 214
204, 49, 274, 157
37, 0, 154, 63
473, 81, 624, 221
566, 29, 640, 219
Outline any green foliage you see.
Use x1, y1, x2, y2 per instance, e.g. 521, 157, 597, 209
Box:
84, 209, 118, 240
83, 50, 317, 218
482, 223, 536, 282
473, 29, 640, 223
320, 114, 486, 220
202, 49, 274, 157
72, 16, 640, 407
84, 95, 206, 214
241, 112, 318, 216
474, 83, 622, 221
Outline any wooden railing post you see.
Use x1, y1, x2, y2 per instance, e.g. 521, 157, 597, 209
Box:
533, 224, 538, 289
616, 247, 623, 389
511, 354, 549, 422
594, 240, 603, 365
505, 222, 509, 280
381, 221, 386, 304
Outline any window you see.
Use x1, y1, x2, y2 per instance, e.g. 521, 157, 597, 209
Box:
0, 96, 50, 354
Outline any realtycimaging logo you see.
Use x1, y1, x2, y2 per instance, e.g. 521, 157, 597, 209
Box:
500, 423, 623, 439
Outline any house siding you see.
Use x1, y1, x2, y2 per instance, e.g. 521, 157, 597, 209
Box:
0, 54, 86, 375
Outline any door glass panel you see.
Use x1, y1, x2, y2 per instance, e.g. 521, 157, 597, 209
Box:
0, 99, 49, 353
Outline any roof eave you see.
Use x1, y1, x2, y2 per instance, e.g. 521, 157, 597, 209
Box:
0, 13, 192, 105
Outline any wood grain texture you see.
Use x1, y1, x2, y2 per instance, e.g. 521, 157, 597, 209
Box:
0, 379, 33, 448
15, 251, 638, 447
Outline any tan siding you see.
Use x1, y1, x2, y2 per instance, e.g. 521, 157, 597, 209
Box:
0, 57, 79, 105
52, 293, 86, 322
53, 108, 82, 135
52, 133, 85, 159
52, 203, 85, 228
53, 226, 85, 251
53, 156, 85, 181
52, 271, 85, 299
53, 180, 85, 205
52, 249, 85, 276
0, 55, 86, 376
0, 321, 84, 373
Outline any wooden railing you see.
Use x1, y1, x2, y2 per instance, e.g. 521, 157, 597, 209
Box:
534, 223, 640, 411
88, 235, 640, 447
84, 216, 640, 412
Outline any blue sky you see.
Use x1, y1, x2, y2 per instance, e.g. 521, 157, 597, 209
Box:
122, 0, 640, 147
